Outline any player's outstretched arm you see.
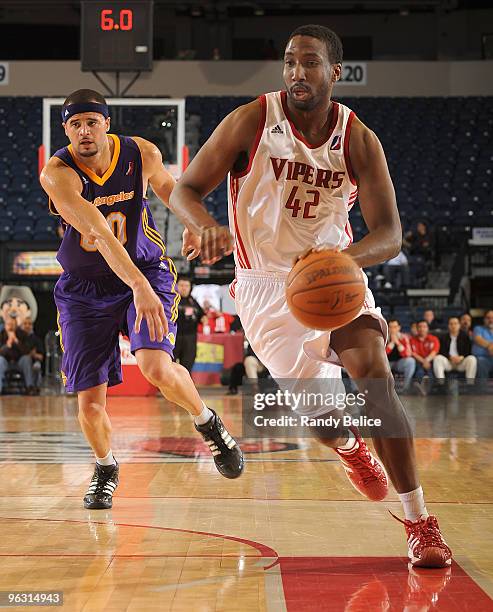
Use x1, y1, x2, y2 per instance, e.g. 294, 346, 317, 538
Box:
344, 118, 402, 268
40, 159, 168, 342
133, 137, 176, 207
170, 100, 260, 263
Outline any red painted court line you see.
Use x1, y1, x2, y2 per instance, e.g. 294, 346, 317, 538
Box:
0, 516, 279, 565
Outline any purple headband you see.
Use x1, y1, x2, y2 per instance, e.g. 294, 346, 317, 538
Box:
61, 102, 109, 122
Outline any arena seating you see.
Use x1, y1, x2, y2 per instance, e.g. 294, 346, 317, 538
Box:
0, 95, 491, 253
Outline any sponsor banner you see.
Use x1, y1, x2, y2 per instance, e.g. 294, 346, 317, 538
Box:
193, 341, 225, 373
12, 251, 62, 276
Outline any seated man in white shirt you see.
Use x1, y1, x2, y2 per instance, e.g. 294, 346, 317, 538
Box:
433, 317, 477, 386
382, 250, 409, 289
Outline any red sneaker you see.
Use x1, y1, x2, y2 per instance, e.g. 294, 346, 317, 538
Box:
391, 512, 452, 568
333, 426, 388, 501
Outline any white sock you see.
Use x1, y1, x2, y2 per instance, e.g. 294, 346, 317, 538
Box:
96, 449, 116, 467
194, 403, 213, 426
398, 486, 429, 521
336, 430, 359, 453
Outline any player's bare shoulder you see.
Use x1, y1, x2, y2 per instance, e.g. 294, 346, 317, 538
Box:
39, 154, 82, 195
348, 115, 387, 178
227, 97, 262, 131
222, 97, 262, 150
130, 136, 165, 180
131, 136, 162, 163
349, 116, 380, 152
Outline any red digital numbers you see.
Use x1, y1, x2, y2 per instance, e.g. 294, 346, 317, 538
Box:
120, 9, 133, 30
100, 8, 133, 31
101, 9, 113, 29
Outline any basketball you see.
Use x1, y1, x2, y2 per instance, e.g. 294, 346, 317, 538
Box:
286, 250, 366, 331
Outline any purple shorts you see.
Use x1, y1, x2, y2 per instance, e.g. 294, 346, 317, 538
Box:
54, 261, 179, 393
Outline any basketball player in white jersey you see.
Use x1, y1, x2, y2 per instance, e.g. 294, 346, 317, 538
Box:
170, 25, 452, 568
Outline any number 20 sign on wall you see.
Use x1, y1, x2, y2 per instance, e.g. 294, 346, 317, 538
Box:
338, 63, 367, 86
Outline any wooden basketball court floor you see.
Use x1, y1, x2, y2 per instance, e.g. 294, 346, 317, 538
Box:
0, 390, 492, 611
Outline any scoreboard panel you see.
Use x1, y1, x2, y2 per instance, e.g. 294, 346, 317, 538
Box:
81, 1, 153, 71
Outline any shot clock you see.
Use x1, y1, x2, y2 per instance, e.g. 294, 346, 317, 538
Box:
81, 1, 153, 71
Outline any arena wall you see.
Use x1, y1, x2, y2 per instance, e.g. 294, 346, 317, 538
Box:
1, 60, 492, 97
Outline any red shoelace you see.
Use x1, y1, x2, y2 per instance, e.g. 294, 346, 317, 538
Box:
390, 512, 451, 555
339, 443, 382, 485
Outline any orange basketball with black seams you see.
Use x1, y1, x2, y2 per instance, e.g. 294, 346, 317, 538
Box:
286, 250, 366, 331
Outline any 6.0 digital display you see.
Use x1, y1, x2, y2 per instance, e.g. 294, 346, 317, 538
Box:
81, 1, 153, 72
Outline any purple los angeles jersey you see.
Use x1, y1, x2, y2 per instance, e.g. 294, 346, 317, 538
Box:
53, 134, 165, 278
50, 134, 180, 393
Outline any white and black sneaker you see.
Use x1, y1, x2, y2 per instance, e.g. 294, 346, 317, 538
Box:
195, 409, 244, 479
83, 461, 119, 509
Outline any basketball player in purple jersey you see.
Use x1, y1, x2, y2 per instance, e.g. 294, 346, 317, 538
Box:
170, 27, 452, 568
40, 89, 244, 509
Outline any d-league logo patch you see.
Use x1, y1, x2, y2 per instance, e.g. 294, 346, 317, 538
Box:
126, 161, 135, 176
330, 134, 342, 150
271, 124, 284, 134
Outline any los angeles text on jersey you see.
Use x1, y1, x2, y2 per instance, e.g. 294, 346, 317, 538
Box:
93, 191, 134, 207
270, 157, 345, 189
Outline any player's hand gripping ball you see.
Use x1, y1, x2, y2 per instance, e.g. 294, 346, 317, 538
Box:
286, 249, 366, 331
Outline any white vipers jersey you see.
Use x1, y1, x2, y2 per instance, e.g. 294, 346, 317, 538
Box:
228, 90, 358, 273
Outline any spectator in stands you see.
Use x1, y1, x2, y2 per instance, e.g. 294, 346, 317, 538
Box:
433, 317, 477, 387
459, 312, 473, 338
228, 343, 267, 395
410, 321, 418, 338
199, 307, 235, 334
472, 309, 493, 382
386, 319, 415, 392
21, 317, 44, 394
410, 320, 440, 384
382, 250, 410, 289
423, 309, 442, 333
0, 316, 33, 394
175, 277, 206, 372
212, 47, 221, 60
403, 221, 434, 259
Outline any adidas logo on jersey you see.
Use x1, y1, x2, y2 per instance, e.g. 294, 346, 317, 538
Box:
271, 124, 284, 134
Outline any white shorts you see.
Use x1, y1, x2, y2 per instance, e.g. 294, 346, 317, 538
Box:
233, 268, 388, 417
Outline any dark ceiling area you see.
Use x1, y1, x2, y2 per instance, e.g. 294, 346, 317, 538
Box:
0, 0, 491, 60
